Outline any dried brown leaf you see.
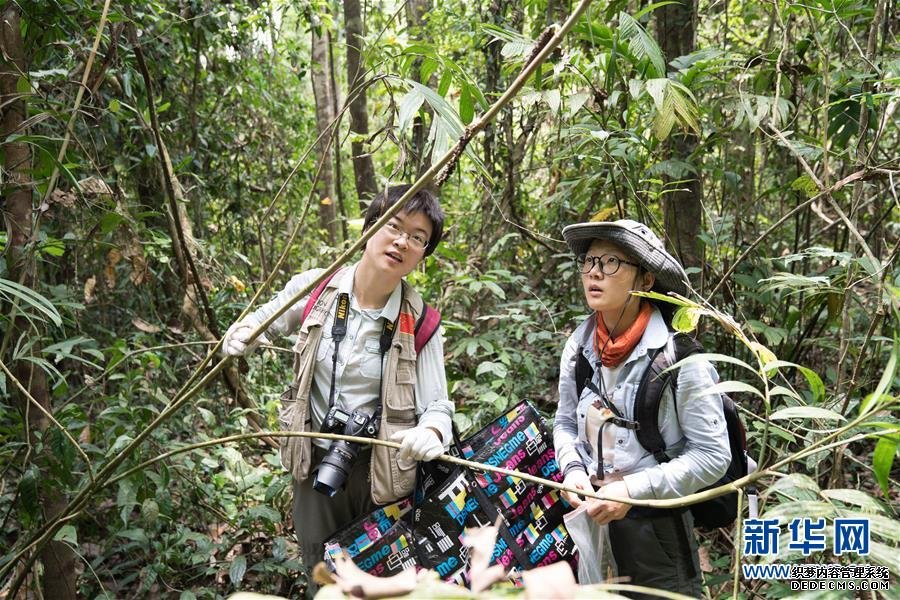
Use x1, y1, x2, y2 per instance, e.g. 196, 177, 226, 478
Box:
698, 545, 713, 573
84, 276, 97, 304
78, 176, 114, 198
331, 555, 417, 599
132, 318, 161, 333
105, 249, 122, 288
49, 188, 77, 208
522, 561, 577, 599
312, 562, 336, 586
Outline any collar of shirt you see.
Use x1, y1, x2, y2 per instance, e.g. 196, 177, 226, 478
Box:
579, 304, 669, 366
336, 263, 403, 322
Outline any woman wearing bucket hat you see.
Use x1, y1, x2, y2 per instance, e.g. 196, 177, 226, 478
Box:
553, 219, 731, 597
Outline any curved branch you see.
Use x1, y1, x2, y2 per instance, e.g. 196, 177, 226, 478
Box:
1, 2, 596, 590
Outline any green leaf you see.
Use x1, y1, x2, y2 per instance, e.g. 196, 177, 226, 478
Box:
767, 472, 820, 496
459, 85, 474, 125
618, 13, 666, 77
437, 69, 452, 97
872, 437, 897, 497
860, 343, 896, 416
398, 89, 425, 133
544, 89, 561, 113
41, 238, 65, 257
109, 98, 120, 114
763, 360, 825, 403
117, 478, 137, 525
229, 555, 247, 586
868, 540, 900, 575
633, 1, 681, 19
790, 174, 819, 198
566, 91, 591, 117
0, 277, 63, 327
763, 500, 834, 523
117, 528, 148, 543
632, 290, 694, 307
667, 352, 758, 374
145, 143, 157, 158
706, 380, 764, 399
671, 306, 702, 332
769, 406, 845, 421
858, 512, 900, 542
54, 524, 78, 545
768, 385, 802, 401
821, 489, 885, 513
247, 505, 281, 524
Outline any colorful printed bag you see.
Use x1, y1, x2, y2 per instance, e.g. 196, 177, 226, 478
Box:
323, 401, 578, 585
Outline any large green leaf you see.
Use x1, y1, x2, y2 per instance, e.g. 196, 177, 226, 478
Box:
397, 88, 425, 132
769, 406, 846, 421
859, 343, 897, 416
617, 13, 665, 77
644, 78, 700, 140
821, 489, 886, 513
872, 436, 897, 497
706, 380, 765, 399
0, 277, 63, 327
667, 352, 758, 374
763, 360, 825, 403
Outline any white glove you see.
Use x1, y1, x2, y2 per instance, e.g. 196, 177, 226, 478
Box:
390, 426, 444, 470
561, 467, 593, 508
222, 321, 270, 356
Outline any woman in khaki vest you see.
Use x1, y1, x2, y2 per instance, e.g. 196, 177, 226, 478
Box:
223, 185, 453, 596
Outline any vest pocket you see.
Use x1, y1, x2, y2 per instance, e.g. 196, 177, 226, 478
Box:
278, 383, 298, 430
395, 345, 417, 386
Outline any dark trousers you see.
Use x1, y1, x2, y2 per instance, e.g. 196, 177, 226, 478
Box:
293, 445, 376, 598
609, 509, 702, 599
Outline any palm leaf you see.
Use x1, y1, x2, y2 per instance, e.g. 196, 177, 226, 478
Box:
618, 12, 666, 77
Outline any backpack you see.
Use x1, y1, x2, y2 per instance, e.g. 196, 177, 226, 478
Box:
301, 269, 442, 353
574, 332, 749, 530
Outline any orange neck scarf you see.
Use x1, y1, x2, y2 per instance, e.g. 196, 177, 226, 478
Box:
594, 301, 653, 367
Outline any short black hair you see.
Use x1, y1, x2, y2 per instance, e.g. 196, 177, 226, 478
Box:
363, 185, 444, 256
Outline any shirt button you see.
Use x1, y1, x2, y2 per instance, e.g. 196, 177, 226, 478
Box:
616, 439, 624, 445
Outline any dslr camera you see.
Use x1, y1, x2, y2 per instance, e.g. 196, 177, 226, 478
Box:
313, 406, 380, 497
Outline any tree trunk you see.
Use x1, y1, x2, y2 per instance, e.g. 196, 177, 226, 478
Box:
311, 26, 339, 245
344, 0, 378, 210
657, 0, 703, 279
405, 0, 436, 176
1, 5, 77, 598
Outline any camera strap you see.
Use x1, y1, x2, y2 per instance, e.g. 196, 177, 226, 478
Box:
326, 293, 351, 410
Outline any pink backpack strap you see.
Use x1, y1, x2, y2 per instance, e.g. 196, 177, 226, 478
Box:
413, 304, 441, 354
301, 270, 341, 323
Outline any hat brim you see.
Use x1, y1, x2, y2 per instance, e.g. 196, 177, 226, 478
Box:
562, 222, 689, 297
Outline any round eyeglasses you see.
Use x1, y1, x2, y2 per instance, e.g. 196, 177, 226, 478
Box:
576, 253, 641, 275
383, 220, 429, 250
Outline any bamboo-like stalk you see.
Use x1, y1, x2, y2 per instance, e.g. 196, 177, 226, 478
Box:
1, 2, 595, 591
0, 360, 93, 481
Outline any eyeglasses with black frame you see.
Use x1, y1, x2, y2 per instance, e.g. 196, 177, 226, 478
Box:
382, 220, 429, 250
575, 253, 641, 275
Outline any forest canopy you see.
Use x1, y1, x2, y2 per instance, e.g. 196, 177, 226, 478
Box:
1, 0, 897, 598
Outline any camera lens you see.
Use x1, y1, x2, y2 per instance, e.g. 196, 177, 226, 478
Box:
313, 441, 358, 497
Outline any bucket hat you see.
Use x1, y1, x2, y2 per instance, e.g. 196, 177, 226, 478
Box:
561, 219, 689, 296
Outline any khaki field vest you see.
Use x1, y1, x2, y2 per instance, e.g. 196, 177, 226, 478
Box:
279, 275, 424, 504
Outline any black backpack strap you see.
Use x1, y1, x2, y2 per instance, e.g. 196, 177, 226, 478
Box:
450, 425, 533, 572
634, 333, 703, 464
574, 347, 593, 399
